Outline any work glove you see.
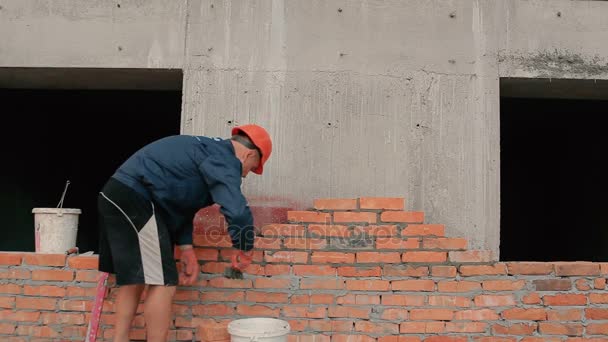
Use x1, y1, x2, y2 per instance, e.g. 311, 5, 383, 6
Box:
178, 246, 199, 285
231, 250, 254, 272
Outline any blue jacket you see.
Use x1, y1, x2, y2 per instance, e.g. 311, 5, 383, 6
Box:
111, 135, 254, 251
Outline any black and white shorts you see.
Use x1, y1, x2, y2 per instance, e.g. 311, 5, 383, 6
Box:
98, 178, 178, 286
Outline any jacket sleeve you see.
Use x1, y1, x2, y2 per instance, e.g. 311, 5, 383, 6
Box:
175, 210, 196, 246
198, 156, 255, 251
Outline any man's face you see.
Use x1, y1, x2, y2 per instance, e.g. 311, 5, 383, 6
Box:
241, 150, 261, 178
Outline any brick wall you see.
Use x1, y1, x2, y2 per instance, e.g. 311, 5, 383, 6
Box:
1, 197, 608, 341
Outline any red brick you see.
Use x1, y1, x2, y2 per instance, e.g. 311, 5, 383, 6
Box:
544, 294, 587, 306
337, 294, 380, 305
594, 278, 606, 290
311, 252, 355, 264
0, 253, 23, 265
208, 278, 252, 289
449, 250, 493, 263
0, 284, 21, 294
402, 224, 444, 236
431, 266, 457, 277
376, 237, 419, 249
246, 291, 288, 303
356, 252, 400, 263
41, 312, 86, 325
445, 322, 488, 333
383, 265, 428, 277
289, 335, 330, 342
194, 248, 220, 260
346, 279, 390, 291
554, 262, 600, 276
482, 280, 526, 291
301, 278, 345, 290
381, 211, 424, 223
474, 295, 516, 306
192, 304, 234, 316
460, 264, 507, 276
0, 297, 15, 309
507, 262, 553, 275
264, 264, 291, 276
283, 237, 327, 250
402, 251, 446, 263
59, 299, 93, 312
410, 308, 454, 320
502, 308, 547, 320
67, 255, 99, 269
31, 269, 74, 281
400, 322, 445, 333
547, 309, 582, 321
590, 293, 608, 304
22, 253, 65, 266
359, 197, 405, 210
380, 308, 408, 320
309, 320, 354, 332
539, 322, 583, 336
16, 297, 57, 310
309, 225, 350, 237
236, 304, 280, 317
254, 278, 292, 289
0, 323, 16, 334
0, 310, 41, 322
23, 285, 66, 297
201, 262, 230, 274
334, 212, 377, 224
381, 294, 426, 306
313, 198, 357, 210
193, 234, 233, 247
0, 269, 30, 279
287, 211, 330, 223
331, 335, 376, 342
74, 271, 100, 283
392, 279, 435, 291
586, 308, 608, 320
523, 292, 542, 305
338, 266, 381, 277
492, 323, 537, 335
328, 306, 371, 319
260, 224, 306, 237
264, 251, 309, 264
355, 321, 399, 334
586, 323, 608, 335
200, 291, 245, 302
422, 238, 467, 250
354, 225, 398, 237
428, 296, 471, 307
534, 279, 572, 291
198, 321, 230, 341
424, 337, 467, 342
454, 309, 500, 321
438, 281, 481, 292
293, 265, 336, 276
282, 306, 326, 318
378, 337, 421, 342
290, 294, 334, 305
174, 290, 200, 301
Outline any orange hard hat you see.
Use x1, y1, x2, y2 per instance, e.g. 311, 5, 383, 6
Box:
231, 124, 272, 175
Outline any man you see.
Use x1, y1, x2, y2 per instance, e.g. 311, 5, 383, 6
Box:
97, 124, 272, 342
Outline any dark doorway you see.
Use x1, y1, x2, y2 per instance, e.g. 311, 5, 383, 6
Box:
500, 86, 608, 261
0, 88, 181, 253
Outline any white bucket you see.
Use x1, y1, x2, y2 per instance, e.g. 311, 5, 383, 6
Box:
32, 208, 81, 254
227, 318, 290, 342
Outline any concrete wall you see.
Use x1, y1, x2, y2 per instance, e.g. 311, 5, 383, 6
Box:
2, 0, 608, 258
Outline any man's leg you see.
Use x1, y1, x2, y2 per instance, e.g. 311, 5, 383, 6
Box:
114, 284, 145, 342
144, 285, 177, 342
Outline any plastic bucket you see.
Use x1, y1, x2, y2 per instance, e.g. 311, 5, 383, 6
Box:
32, 208, 81, 253
227, 318, 290, 342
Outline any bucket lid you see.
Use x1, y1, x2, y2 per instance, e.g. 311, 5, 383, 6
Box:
32, 208, 82, 214
227, 318, 290, 338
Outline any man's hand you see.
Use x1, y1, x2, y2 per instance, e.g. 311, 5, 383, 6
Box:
231, 250, 254, 272
178, 245, 199, 285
